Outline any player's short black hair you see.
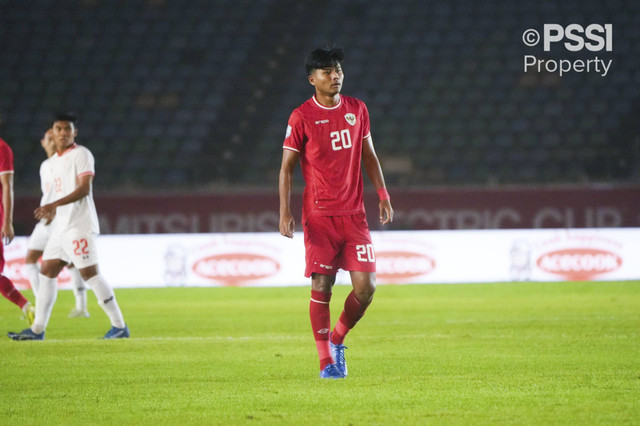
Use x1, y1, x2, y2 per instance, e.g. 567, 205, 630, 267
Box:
53, 111, 78, 124
305, 45, 345, 75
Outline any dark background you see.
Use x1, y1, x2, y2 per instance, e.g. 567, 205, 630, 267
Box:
1, 0, 638, 233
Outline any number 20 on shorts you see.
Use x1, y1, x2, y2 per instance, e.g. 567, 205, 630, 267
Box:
356, 244, 375, 262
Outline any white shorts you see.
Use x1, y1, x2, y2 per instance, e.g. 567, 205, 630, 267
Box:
42, 232, 99, 269
27, 221, 51, 251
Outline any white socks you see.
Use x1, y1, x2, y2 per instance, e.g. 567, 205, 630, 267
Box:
31, 274, 58, 334
24, 263, 40, 298
27, 264, 88, 311
68, 267, 88, 312
85, 275, 125, 329
29, 271, 124, 333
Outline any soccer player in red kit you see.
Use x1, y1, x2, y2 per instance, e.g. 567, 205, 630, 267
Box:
279, 46, 394, 379
0, 119, 35, 324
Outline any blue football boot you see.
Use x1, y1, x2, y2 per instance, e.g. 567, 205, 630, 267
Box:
330, 334, 348, 377
8, 328, 45, 341
319, 363, 345, 379
103, 324, 130, 339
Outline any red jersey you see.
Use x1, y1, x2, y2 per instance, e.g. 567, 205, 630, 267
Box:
283, 94, 371, 222
0, 138, 14, 222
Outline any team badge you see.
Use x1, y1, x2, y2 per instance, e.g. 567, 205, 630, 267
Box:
344, 113, 356, 126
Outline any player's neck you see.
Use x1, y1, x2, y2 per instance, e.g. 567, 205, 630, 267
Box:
314, 93, 340, 108
56, 142, 76, 156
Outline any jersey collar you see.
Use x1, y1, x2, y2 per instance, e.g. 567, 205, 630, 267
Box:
56, 143, 77, 157
312, 94, 342, 110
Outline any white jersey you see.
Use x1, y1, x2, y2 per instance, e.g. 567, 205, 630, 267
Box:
39, 157, 55, 206
48, 143, 100, 236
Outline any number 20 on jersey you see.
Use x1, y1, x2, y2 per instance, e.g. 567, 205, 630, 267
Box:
330, 129, 352, 151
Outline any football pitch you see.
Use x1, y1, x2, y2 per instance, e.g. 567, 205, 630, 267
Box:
1, 281, 638, 425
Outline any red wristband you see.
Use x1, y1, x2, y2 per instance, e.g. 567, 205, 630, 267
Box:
377, 187, 390, 201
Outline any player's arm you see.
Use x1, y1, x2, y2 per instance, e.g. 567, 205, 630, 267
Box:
0, 172, 15, 244
362, 135, 394, 225
34, 174, 93, 224
279, 148, 299, 238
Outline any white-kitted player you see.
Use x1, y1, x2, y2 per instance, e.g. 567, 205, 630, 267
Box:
9, 112, 128, 340
24, 128, 90, 318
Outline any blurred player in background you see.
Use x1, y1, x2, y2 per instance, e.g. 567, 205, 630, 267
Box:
0, 112, 36, 324
279, 46, 394, 379
24, 128, 90, 318
9, 112, 128, 340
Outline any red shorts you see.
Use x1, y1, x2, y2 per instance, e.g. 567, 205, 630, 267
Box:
303, 213, 376, 277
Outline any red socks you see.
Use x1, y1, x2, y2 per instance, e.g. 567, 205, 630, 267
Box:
309, 290, 332, 370
0, 274, 28, 309
330, 290, 368, 345
310, 290, 371, 370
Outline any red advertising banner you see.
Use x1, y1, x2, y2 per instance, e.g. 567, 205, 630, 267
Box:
13, 185, 640, 234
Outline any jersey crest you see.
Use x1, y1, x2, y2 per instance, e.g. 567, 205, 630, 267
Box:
344, 113, 356, 126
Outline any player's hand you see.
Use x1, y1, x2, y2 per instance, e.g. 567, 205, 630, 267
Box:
1, 223, 14, 245
279, 212, 295, 238
379, 199, 394, 225
34, 204, 57, 225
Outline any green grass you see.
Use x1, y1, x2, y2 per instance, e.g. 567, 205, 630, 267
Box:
1, 281, 638, 425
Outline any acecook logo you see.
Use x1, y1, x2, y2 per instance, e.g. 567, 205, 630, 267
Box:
376, 251, 436, 281
192, 253, 280, 285
4, 258, 70, 288
536, 248, 622, 281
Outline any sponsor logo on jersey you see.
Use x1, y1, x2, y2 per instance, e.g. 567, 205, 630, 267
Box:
344, 113, 356, 126
315, 119, 329, 124
285, 125, 292, 138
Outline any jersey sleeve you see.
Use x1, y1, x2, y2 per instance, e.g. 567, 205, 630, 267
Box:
0, 141, 14, 175
283, 109, 306, 153
76, 147, 96, 177
39, 161, 47, 194
361, 101, 371, 140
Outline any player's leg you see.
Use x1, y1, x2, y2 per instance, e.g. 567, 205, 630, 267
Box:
8, 236, 67, 340
329, 214, 377, 376
24, 249, 43, 297
30, 232, 72, 335
67, 264, 89, 318
310, 273, 335, 370
79, 265, 127, 338
332, 214, 376, 345
329, 271, 376, 377
64, 233, 127, 337
304, 215, 344, 378
0, 274, 32, 314
25, 222, 50, 298
0, 242, 34, 322
29, 258, 67, 334
331, 271, 376, 345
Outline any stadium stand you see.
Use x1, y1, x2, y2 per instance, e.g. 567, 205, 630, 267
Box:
0, 0, 638, 192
